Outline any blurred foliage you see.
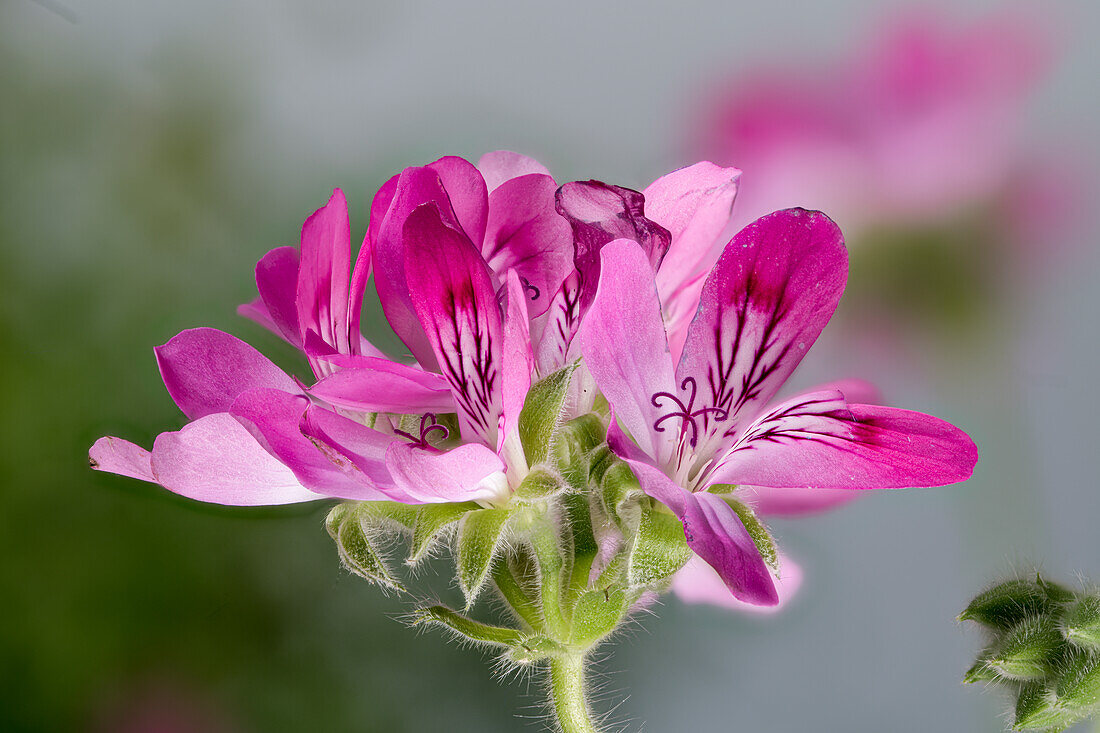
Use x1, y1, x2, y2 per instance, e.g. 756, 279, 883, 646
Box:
0, 23, 522, 733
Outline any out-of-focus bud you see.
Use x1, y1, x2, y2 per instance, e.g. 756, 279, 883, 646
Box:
1063, 594, 1100, 651
1013, 681, 1075, 731
959, 576, 1071, 629
1054, 648, 1100, 714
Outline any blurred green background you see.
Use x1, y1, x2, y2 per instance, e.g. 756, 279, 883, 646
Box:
2, 1, 1098, 731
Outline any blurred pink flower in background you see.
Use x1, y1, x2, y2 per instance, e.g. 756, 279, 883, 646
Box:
696, 7, 1055, 243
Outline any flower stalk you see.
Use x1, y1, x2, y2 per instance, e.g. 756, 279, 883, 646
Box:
550, 653, 600, 733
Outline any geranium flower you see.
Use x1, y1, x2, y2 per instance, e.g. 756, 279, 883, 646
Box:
579, 209, 977, 605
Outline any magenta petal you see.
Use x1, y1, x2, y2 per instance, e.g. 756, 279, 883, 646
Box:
374, 165, 474, 371
385, 442, 506, 504
297, 189, 353, 354
672, 553, 801, 613
555, 180, 671, 312
428, 155, 489, 248
676, 209, 848, 456
229, 388, 390, 501
483, 173, 573, 318
578, 240, 678, 466
710, 390, 978, 490
249, 246, 302, 348
149, 413, 320, 506
300, 405, 407, 493
621, 457, 778, 606
477, 150, 552, 192
89, 437, 155, 482
403, 203, 502, 447
308, 356, 455, 414
155, 328, 301, 420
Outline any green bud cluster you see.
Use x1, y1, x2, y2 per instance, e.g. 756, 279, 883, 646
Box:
961, 574, 1100, 731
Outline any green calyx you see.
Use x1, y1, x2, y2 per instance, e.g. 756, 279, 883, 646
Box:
961, 575, 1100, 731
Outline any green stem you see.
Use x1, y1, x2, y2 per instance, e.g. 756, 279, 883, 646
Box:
549, 653, 599, 733
492, 558, 543, 631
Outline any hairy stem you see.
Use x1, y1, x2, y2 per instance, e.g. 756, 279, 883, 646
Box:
549, 653, 599, 733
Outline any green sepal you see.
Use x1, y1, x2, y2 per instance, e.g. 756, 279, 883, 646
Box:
457, 508, 512, 608
358, 500, 418, 530
989, 617, 1065, 681
720, 493, 779, 575
628, 507, 692, 588
1014, 681, 1076, 731
508, 634, 567, 665
325, 503, 405, 592
518, 362, 577, 466
961, 577, 1072, 630
600, 460, 642, 529
1063, 595, 1100, 651
412, 605, 522, 648
568, 588, 627, 647
514, 467, 567, 501
1054, 647, 1100, 712
408, 501, 479, 565
553, 414, 606, 492
963, 654, 1000, 685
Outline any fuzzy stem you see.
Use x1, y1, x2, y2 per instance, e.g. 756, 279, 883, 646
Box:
549, 653, 599, 733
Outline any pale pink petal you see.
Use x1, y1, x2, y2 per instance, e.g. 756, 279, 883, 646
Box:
385, 442, 506, 504
155, 328, 301, 421
477, 150, 552, 192
403, 203, 502, 447
737, 485, 859, 517
708, 389, 978, 490
89, 437, 155, 483
675, 209, 848, 460
149, 413, 320, 506
672, 553, 801, 613
499, 270, 534, 463
578, 239, 678, 466
300, 405, 407, 493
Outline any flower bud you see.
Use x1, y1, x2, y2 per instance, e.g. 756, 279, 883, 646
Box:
628, 507, 692, 588
1054, 648, 1100, 713
1013, 681, 1077, 731
1063, 595, 1100, 651
960, 576, 1071, 630
988, 617, 1065, 681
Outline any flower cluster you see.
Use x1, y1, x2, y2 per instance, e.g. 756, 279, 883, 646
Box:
91, 151, 977, 727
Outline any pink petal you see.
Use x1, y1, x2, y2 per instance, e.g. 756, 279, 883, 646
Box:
149, 413, 320, 506
477, 151, 553, 192
618, 453, 778, 606
555, 180, 671, 314
229, 388, 390, 501
308, 355, 454, 414
155, 328, 301, 421
89, 437, 155, 482
675, 209, 848, 459
297, 189, 353, 354
385, 442, 506, 504
709, 389, 978, 490
403, 203, 503, 447
645, 162, 741, 319
482, 173, 573, 318
578, 239, 678, 466
300, 405, 408, 493
737, 485, 859, 517
500, 270, 534, 459
672, 553, 802, 613
428, 155, 489, 248
244, 246, 302, 348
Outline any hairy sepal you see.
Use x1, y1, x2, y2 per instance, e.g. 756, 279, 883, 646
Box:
960, 576, 1073, 630
1064, 595, 1100, 651
518, 363, 577, 467
325, 503, 405, 592
719, 492, 779, 576
628, 506, 692, 589
408, 501, 479, 565
457, 508, 513, 608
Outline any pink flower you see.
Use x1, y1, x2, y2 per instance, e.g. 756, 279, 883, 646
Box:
695, 8, 1051, 241
91, 152, 575, 507
579, 209, 977, 605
